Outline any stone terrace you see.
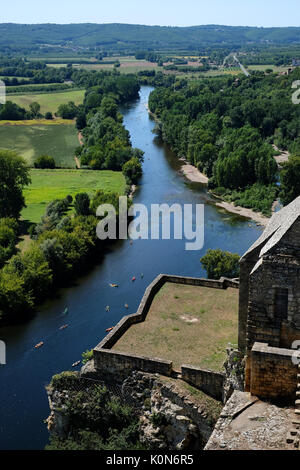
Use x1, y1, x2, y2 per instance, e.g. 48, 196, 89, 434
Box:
112, 282, 239, 372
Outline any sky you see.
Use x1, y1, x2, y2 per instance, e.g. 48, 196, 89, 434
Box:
1, 0, 299, 27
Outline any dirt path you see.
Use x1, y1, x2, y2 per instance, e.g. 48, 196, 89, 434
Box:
78, 132, 84, 146
74, 132, 84, 168
273, 144, 290, 168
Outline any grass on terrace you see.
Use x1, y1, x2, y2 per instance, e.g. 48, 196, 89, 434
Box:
113, 283, 239, 371
22, 169, 126, 223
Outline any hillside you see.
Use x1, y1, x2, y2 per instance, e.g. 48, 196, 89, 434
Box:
1, 23, 300, 54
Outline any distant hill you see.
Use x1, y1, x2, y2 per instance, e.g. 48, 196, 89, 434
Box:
1, 23, 300, 53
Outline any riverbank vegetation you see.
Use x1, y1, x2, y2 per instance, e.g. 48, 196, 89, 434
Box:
200, 249, 240, 280
0, 71, 143, 323
149, 67, 300, 212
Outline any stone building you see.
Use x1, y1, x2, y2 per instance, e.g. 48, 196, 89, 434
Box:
238, 196, 300, 400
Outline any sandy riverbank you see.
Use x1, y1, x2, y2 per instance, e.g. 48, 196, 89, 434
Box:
181, 163, 209, 184
213, 198, 270, 226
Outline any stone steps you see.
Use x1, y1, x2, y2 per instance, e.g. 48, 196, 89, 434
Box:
286, 369, 300, 449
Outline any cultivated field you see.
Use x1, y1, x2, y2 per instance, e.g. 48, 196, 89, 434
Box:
247, 64, 290, 73
22, 169, 126, 223
113, 283, 239, 371
0, 122, 79, 167
9, 89, 85, 114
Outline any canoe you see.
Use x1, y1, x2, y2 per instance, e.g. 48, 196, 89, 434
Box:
106, 327, 114, 333
109, 284, 119, 288
35, 342, 44, 349
59, 324, 68, 330
72, 361, 81, 368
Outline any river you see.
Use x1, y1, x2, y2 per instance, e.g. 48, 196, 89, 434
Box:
0, 86, 263, 450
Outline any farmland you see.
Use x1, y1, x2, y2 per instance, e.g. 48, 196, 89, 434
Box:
9, 89, 85, 114
0, 121, 79, 167
22, 169, 126, 223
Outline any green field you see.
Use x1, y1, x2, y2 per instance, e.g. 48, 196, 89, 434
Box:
9, 89, 85, 114
22, 169, 126, 223
247, 64, 290, 73
0, 122, 79, 167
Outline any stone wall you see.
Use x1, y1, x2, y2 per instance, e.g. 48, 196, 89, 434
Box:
93, 349, 173, 381
249, 342, 298, 401
238, 246, 262, 354
181, 365, 225, 402
93, 274, 238, 387
246, 255, 300, 352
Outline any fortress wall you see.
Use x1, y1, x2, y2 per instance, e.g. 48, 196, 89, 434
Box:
93, 274, 238, 384
97, 274, 239, 351
249, 342, 298, 401
93, 349, 173, 380
181, 365, 225, 401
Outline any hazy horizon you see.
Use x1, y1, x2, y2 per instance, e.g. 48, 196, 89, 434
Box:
1, 22, 300, 28
1, 0, 300, 28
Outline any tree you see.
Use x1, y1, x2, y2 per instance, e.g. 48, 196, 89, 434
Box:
76, 111, 87, 131
34, 155, 55, 169
45, 112, 53, 120
200, 249, 240, 280
122, 158, 142, 185
0, 101, 27, 120
29, 102, 41, 118
280, 156, 300, 206
74, 193, 90, 216
0, 218, 18, 267
0, 150, 31, 219
56, 101, 78, 119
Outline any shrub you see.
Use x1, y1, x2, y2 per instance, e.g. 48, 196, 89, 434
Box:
201, 249, 240, 280
34, 155, 56, 169
50, 371, 79, 391
82, 349, 93, 364
74, 193, 90, 216
122, 157, 142, 185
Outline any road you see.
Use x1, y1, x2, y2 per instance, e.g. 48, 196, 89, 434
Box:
233, 55, 250, 77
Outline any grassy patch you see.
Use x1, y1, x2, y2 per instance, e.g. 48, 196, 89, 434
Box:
9, 89, 85, 114
0, 122, 79, 167
0, 119, 74, 126
113, 283, 239, 371
247, 64, 290, 73
22, 169, 126, 223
